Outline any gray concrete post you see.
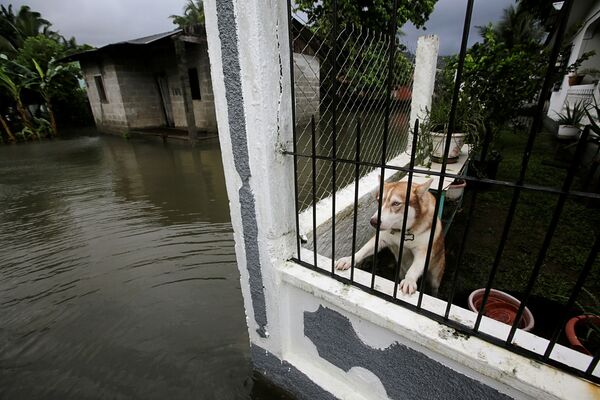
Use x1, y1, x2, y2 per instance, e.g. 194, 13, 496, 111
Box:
174, 38, 199, 141
204, 0, 296, 352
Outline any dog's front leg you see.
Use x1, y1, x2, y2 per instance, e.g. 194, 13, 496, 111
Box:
399, 249, 427, 295
335, 235, 387, 270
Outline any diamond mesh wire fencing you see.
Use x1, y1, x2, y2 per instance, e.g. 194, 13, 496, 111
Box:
291, 16, 415, 210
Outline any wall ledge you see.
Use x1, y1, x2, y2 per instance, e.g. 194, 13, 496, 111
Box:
278, 260, 600, 400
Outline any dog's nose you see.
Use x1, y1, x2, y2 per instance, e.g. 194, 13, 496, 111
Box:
370, 217, 379, 228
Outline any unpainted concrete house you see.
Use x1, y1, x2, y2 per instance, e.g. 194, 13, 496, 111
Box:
68, 29, 216, 139
69, 22, 320, 140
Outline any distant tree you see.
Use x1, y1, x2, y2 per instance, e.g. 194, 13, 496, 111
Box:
454, 2, 549, 156
0, 57, 36, 132
0, 5, 93, 142
31, 58, 80, 136
0, 5, 56, 53
170, 0, 205, 33
16, 35, 64, 70
294, 0, 438, 35
478, 4, 545, 50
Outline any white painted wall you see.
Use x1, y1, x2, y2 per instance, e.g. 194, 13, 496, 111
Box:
548, 1, 600, 118
204, 0, 295, 356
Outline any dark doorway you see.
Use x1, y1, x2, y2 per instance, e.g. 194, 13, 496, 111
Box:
155, 73, 174, 127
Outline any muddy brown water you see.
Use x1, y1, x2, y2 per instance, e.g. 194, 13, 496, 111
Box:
0, 134, 292, 399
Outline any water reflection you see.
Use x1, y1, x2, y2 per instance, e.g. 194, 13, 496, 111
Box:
0, 135, 278, 399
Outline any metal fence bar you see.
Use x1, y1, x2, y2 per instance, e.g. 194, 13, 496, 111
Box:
311, 115, 318, 269
506, 127, 591, 344
473, 0, 574, 332
543, 233, 600, 360
282, 151, 600, 201
444, 185, 478, 320
350, 118, 362, 282
417, 0, 475, 308
371, 0, 399, 289
286, 0, 301, 260
393, 119, 420, 298
330, 0, 339, 276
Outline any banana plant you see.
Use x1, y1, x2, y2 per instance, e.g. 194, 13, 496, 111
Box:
30, 57, 79, 137
0, 55, 36, 134
32, 58, 58, 136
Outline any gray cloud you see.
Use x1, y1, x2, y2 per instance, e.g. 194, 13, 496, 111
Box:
7, 0, 187, 47
402, 0, 514, 55
8, 0, 513, 54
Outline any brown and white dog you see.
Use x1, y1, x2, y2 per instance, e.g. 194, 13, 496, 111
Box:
335, 178, 445, 296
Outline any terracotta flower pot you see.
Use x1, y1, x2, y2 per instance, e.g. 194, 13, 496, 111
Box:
568, 75, 584, 86
468, 289, 535, 331
565, 314, 600, 355
392, 86, 412, 101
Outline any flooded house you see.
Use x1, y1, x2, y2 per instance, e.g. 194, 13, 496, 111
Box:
67, 20, 320, 140
66, 29, 217, 139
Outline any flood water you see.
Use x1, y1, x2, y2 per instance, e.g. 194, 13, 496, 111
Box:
0, 134, 289, 399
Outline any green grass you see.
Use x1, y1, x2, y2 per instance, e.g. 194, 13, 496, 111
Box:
441, 130, 600, 319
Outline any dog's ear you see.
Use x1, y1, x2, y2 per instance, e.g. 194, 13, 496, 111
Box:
416, 178, 433, 196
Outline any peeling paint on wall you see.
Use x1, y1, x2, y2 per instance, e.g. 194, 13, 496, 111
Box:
304, 306, 512, 400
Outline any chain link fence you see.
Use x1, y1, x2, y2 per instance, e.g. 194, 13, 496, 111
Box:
292, 17, 416, 211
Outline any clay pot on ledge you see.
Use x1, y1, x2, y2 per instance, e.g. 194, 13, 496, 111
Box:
565, 314, 600, 355
468, 288, 535, 332
568, 74, 584, 86
430, 131, 466, 164
446, 179, 466, 201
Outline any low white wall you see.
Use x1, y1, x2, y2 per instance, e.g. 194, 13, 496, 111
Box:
278, 257, 599, 400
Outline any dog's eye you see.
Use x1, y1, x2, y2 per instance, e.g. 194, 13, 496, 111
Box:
392, 201, 401, 207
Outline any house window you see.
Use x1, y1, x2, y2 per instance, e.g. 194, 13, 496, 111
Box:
188, 68, 201, 100
94, 75, 108, 103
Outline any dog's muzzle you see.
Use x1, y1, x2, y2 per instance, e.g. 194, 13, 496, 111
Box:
370, 217, 380, 228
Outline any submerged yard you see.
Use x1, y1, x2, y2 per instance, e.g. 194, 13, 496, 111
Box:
441, 129, 600, 339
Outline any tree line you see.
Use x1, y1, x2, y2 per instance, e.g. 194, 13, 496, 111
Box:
0, 5, 93, 143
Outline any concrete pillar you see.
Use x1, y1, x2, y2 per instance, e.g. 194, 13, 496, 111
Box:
174, 39, 199, 141
204, 0, 295, 353
409, 35, 439, 145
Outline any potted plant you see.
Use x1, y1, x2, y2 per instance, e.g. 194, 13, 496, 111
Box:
566, 51, 596, 86
555, 101, 586, 139
468, 288, 535, 332
565, 314, 600, 355
418, 96, 484, 165
578, 68, 600, 85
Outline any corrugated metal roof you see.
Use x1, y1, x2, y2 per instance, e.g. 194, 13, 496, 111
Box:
61, 29, 182, 62
112, 29, 182, 46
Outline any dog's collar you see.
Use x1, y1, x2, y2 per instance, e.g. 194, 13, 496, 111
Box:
390, 229, 414, 241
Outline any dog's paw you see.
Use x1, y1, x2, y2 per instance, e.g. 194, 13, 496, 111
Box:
399, 278, 418, 295
335, 256, 352, 270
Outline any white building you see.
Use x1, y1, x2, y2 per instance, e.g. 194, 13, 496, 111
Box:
548, 0, 600, 124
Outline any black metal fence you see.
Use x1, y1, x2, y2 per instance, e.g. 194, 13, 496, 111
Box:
285, 0, 600, 384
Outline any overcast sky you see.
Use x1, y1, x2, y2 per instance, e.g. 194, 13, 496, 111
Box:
402, 0, 514, 55
7, 0, 513, 54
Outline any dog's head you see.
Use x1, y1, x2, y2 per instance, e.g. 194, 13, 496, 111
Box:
370, 178, 433, 231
